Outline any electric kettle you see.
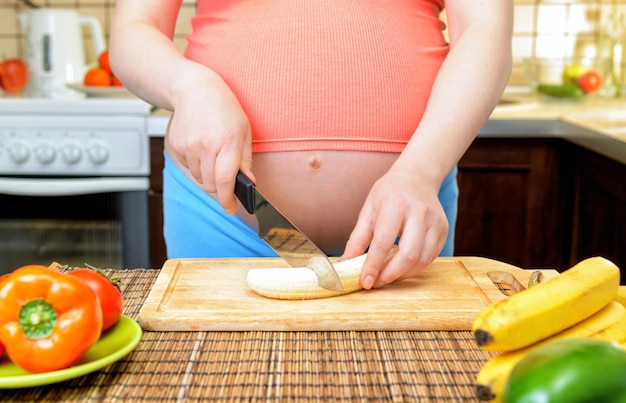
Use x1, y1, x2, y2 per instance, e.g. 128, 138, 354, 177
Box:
18, 8, 106, 98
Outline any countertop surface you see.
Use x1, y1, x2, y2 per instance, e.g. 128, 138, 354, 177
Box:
1, 267, 495, 402
147, 88, 626, 164
486, 89, 626, 164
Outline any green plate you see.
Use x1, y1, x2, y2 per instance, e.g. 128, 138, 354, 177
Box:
0, 315, 142, 388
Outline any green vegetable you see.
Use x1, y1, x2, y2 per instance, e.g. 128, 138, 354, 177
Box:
503, 338, 626, 403
537, 84, 584, 99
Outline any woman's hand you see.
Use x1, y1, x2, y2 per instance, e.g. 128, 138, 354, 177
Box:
342, 168, 448, 289
344, 0, 513, 289
167, 66, 254, 214
110, 0, 254, 214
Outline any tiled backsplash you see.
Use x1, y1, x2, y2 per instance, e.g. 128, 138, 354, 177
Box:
0, 0, 624, 87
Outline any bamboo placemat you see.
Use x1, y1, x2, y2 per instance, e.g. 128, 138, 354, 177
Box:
1, 268, 495, 402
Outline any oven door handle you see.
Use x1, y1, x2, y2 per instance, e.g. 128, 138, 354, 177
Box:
0, 177, 149, 196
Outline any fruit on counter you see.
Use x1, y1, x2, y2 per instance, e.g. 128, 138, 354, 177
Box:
476, 301, 626, 402
614, 285, 626, 308
502, 338, 626, 403
0, 57, 29, 93
68, 265, 123, 331
98, 50, 112, 74
112, 74, 123, 87
247, 248, 397, 300
536, 84, 584, 99
538, 63, 603, 98
472, 257, 620, 352
577, 70, 602, 93
84, 66, 113, 86
561, 64, 590, 87
84, 50, 124, 87
0, 265, 103, 373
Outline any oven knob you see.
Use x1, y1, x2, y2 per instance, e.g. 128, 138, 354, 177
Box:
7, 141, 30, 164
86, 141, 109, 164
60, 142, 83, 164
34, 142, 57, 164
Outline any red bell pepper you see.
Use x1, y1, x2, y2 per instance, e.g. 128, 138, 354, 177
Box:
0, 273, 8, 357
0, 265, 103, 373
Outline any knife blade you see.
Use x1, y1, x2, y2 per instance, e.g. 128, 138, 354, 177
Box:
234, 171, 343, 292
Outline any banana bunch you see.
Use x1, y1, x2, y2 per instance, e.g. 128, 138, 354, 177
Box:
472, 256, 624, 402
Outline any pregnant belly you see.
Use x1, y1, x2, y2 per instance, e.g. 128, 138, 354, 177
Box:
252, 150, 398, 255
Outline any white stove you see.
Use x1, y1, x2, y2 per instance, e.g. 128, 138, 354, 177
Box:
0, 96, 154, 271
0, 97, 152, 176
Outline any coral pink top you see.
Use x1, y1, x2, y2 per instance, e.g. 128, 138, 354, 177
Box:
185, 1, 449, 153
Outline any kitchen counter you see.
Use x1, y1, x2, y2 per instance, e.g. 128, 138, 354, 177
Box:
1, 267, 494, 402
147, 89, 626, 165
486, 88, 626, 165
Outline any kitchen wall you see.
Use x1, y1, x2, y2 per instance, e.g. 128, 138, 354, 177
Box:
0, 0, 624, 87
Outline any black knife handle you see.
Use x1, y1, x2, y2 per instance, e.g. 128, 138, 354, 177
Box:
235, 170, 256, 214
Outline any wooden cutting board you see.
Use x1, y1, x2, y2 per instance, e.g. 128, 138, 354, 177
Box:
138, 256, 557, 332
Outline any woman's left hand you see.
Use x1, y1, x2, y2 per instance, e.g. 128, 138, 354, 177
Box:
342, 169, 448, 289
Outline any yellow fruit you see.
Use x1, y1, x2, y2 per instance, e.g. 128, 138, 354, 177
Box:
476, 301, 626, 402
562, 64, 590, 86
613, 286, 626, 308
472, 257, 620, 352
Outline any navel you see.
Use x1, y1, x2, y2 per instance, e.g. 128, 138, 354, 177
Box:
307, 153, 323, 171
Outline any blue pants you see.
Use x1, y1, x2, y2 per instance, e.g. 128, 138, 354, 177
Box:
163, 152, 458, 258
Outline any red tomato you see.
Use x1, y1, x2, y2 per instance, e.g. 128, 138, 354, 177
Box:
97, 50, 112, 74
577, 70, 602, 93
68, 268, 123, 331
0, 58, 29, 93
111, 75, 123, 87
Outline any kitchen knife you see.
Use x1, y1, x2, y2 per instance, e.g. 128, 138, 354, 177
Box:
235, 171, 343, 292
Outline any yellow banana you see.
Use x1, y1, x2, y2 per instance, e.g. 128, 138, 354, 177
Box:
472, 256, 620, 352
613, 285, 626, 308
476, 301, 626, 402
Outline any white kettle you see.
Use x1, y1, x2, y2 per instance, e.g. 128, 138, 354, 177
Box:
18, 8, 106, 98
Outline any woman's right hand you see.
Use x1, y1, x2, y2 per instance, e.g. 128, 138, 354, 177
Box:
110, 0, 254, 215
167, 64, 254, 214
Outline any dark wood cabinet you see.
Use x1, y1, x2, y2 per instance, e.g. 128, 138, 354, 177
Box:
569, 147, 626, 283
455, 138, 572, 270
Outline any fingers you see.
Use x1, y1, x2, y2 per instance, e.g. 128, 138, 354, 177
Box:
166, 72, 253, 215
351, 186, 449, 290
168, 109, 253, 215
352, 202, 404, 290
376, 224, 445, 286
214, 143, 248, 215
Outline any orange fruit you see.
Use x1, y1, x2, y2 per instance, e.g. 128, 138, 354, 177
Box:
0, 58, 29, 93
111, 75, 123, 87
84, 67, 112, 87
98, 50, 112, 74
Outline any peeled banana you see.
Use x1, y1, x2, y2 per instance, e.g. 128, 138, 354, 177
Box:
476, 301, 626, 402
247, 253, 367, 300
472, 256, 620, 352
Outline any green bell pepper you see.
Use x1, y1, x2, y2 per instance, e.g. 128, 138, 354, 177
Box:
504, 338, 626, 403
